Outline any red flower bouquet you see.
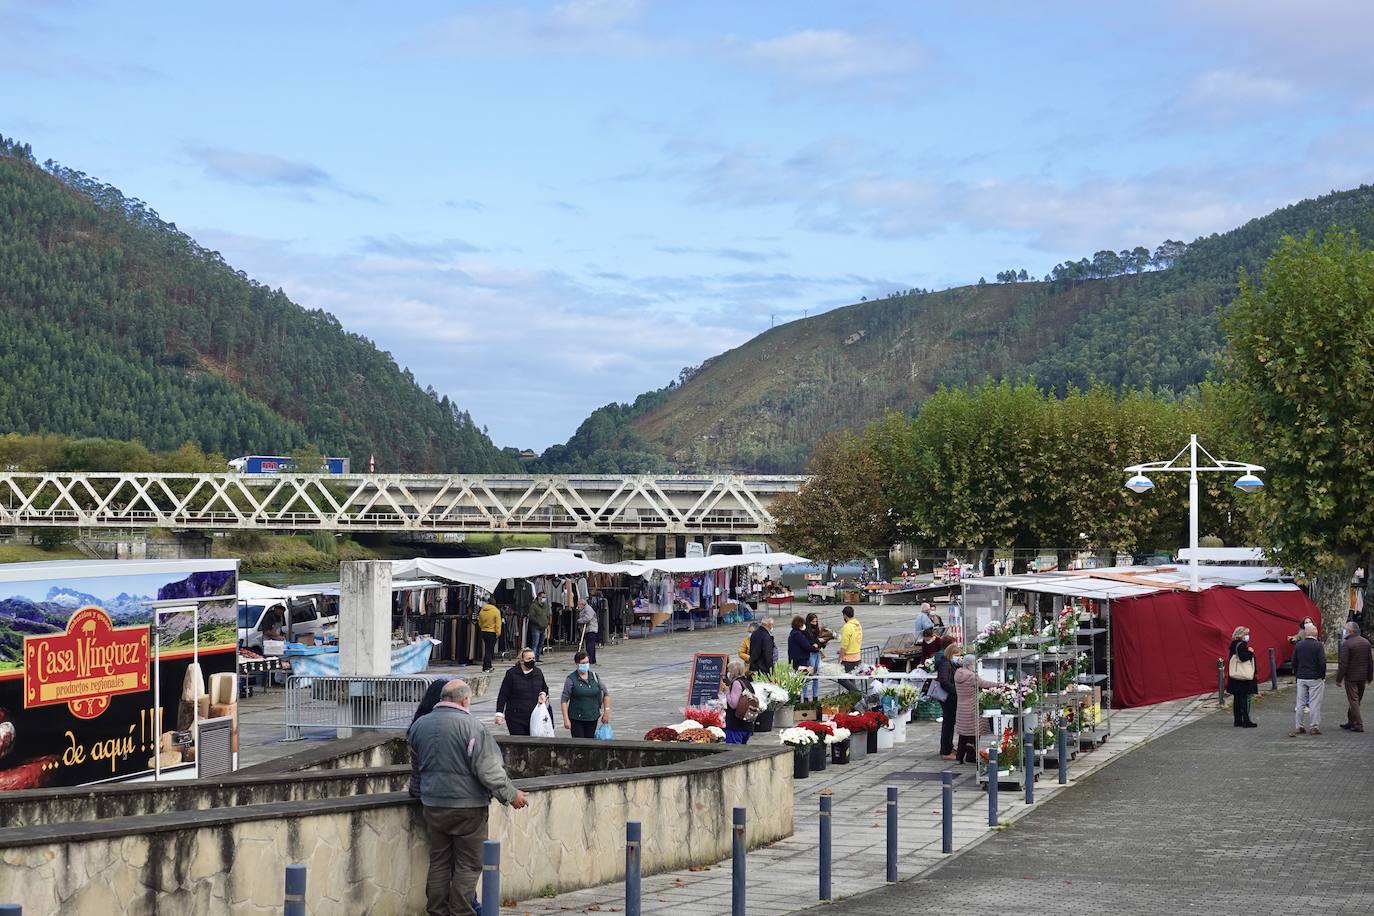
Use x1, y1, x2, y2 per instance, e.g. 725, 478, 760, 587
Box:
643, 727, 680, 742
798, 720, 834, 737
834, 711, 888, 733
683, 707, 725, 729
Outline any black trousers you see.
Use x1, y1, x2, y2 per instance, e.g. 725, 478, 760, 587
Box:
479, 632, 498, 671
939, 695, 957, 755
570, 718, 597, 739
1232, 693, 1253, 725
955, 734, 976, 764
584, 631, 599, 664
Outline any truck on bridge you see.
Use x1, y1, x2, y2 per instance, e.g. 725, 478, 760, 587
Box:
229, 455, 351, 474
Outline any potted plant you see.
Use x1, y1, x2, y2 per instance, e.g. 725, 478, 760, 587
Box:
780, 727, 819, 779
978, 728, 1023, 784
753, 682, 790, 733
827, 726, 852, 765
798, 720, 832, 772
834, 713, 867, 759
761, 663, 806, 730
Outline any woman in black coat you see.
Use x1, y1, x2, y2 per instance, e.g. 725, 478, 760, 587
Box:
496, 647, 552, 736
788, 615, 818, 669
934, 644, 960, 759
1227, 625, 1258, 727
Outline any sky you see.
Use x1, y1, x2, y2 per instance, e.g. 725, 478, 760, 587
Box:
3, 1, 1372, 450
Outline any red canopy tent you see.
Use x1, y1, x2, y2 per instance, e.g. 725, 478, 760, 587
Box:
1110, 586, 1317, 708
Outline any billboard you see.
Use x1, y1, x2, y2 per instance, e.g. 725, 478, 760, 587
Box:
0, 560, 238, 790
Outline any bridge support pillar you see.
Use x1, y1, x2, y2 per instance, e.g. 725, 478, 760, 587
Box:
340, 562, 391, 677
633, 535, 648, 559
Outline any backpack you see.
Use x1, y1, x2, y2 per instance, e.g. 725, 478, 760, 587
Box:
732, 678, 761, 723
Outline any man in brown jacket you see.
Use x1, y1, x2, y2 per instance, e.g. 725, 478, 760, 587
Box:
1337, 621, 1373, 732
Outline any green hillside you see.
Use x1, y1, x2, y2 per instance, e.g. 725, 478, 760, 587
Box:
0, 136, 517, 472
599, 185, 1374, 472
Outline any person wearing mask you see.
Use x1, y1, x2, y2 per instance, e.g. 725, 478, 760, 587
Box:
528, 591, 551, 662
407, 679, 529, 916
1227, 626, 1259, 728
560, 651, 610, 738
953, 654, 999, 763
723, 658, 757, 745
935, 643, 961, 760
803, 613, 831, 702
1288, 616, 1316, 645
1290, 623, 1327, 736
495, 647, 551, 736
838, 607, 863, 692
749, 616, 778, 675
1337, 620, 1372, 732
787, 615, 818, 680
913, 603, 936, 639
577, 600, 600, 665
477, 599, 502, 672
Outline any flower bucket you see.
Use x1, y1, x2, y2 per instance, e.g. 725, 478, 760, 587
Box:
830, 737, 850, 765
754, 708, 776, 733
773, 705, 795, 729
808, 742, 827, 772
793, 747, 810, 779
893, 717, 908, 744
866, 728, 879, 755
850, 732, 867, 760
876, 725, 895, 750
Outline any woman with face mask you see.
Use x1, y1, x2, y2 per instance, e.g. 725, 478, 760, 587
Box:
495, 647, 551, 736
561, 650, 610, 739
1227, 626, 1259, 728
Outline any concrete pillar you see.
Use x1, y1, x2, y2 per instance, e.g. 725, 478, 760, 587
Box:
340, 561, 391, 677
634, 535, 648, 559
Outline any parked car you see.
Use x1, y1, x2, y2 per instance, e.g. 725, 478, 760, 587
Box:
237, 596, 336, 652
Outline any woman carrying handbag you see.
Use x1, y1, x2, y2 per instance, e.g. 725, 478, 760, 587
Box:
1228, 626, 1259, 727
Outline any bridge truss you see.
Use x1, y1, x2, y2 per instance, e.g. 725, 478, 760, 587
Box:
0, 472, 807, 535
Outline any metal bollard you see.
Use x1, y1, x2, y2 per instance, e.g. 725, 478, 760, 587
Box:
482, 841, 501, 916
941, 771, 953, 854
1057, 726, 1068, 785
626, 821, 642, 916
987, 748, 999, 827
1024, 738, 1035, 805
885, 786, 898, 882
1269, 647, 1279, 691
1217, 658, 1225, 705
819, 795, 833, 901
732, 807, 746, 916
284, 864, 306, 916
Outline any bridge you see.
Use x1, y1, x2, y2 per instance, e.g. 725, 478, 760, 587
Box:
0, 472, 808, 535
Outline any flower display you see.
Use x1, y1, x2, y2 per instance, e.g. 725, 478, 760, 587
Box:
706, 726, 726, 740
754, 681, 790, 711
824, 726, 851, 745
677, 727, 719, 744
978, 728, 1023, 769
683, 706, 725, 729
760, 662, 807, 705
643, 727, 680, 741
834, 711, 888, 733
779, 726, 820, 747
797, 720, 833, 738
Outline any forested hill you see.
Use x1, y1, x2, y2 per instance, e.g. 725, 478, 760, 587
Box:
551, 184, 1374, 473
0, 136, 517, 472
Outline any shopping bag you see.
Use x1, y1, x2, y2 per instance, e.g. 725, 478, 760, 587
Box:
531, 701, 555, 738
594, 722, 615, 741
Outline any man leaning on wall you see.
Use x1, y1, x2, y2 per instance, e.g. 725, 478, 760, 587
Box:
409, 678, 529, 916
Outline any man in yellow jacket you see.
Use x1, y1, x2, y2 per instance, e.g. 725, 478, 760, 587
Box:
838, 606, 863, 692
478, 601, 502, 672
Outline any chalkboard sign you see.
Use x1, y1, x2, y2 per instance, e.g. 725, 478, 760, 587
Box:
687, 653, 729, 707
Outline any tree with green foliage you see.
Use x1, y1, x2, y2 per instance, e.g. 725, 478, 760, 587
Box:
771, 434, 890, 579
1222, 229, 1374, 647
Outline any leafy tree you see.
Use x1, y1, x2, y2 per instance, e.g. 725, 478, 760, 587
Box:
771, 434, 890, 579
1222, 229, 1374, 646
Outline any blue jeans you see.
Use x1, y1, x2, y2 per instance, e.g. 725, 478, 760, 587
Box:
725, 729, 752, 745
805, 652, 821, 700
529, 626, 546, 660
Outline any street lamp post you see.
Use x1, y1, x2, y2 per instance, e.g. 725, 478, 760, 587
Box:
1124, 434, 1265, 592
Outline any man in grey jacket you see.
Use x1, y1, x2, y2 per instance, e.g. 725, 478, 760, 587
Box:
409, 679, 529, 916
1290, 624, 1328, 737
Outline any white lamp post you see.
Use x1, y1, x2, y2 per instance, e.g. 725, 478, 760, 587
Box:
1124, 434, 1264, 592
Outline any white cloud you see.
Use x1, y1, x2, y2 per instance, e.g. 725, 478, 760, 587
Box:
187, 146, 376, 201
422, 0, 658, 58
748, 29, 917, 90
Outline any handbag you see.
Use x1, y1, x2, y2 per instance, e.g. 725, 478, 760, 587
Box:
1228, 652, 1255, 680
928, 680, 949, 703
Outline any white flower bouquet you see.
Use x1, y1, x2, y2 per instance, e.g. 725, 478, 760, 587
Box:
824, 726, 851, 745
779, 726, 819, 747
754, 681, 790, 711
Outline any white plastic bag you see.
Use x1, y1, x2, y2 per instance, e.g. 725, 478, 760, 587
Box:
530, 701, 555, 738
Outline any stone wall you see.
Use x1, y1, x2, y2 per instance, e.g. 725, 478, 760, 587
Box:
0, 744, 793, 914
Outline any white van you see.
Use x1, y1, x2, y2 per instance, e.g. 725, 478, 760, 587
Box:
237, 596, 336, 653
500, 546, 588, 560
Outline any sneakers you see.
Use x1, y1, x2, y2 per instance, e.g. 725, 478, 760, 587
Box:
1309, 727, 1322, 735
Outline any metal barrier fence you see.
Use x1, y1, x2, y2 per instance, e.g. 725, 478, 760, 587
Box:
284, 675, 436, 740
860, 644, 880, 668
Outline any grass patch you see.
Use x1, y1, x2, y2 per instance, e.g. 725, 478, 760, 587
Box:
213, 533, 381, 574
463, 533, 551, 555
0, 543, 86, 563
